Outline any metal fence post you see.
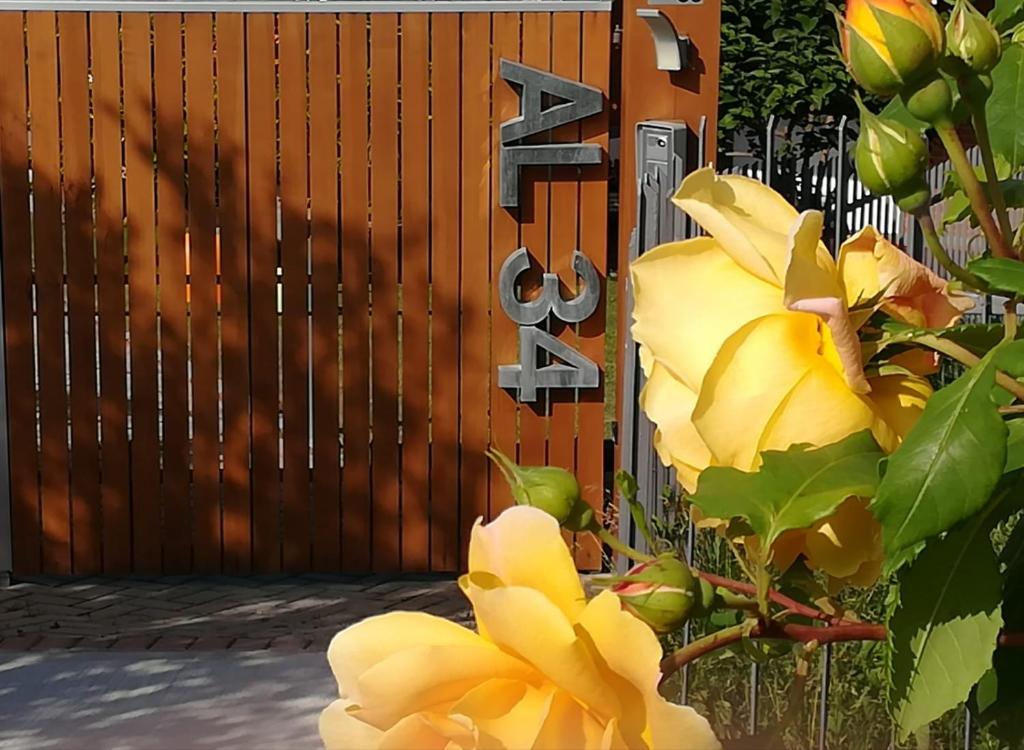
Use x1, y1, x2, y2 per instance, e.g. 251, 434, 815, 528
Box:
0, 229, 12, 587
618, 120, 689, 567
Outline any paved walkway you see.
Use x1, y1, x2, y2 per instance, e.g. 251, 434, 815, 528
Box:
0, 575, 473, 749
0, 574, 471, 652
0, 651, 332, 749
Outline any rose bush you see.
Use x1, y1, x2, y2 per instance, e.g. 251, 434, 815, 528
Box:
320, 506, 719, 750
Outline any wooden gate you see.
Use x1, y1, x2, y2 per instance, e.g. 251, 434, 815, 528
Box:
0, 0, 720, 576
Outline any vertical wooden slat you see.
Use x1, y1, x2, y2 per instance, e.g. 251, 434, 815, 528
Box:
153, 13, 191, 571
549, 12, 582, 560
122, 12, 161, 572
576, 11, 610, 567
517, 13, 552, 469
309, 13, 341, 572
279, 12, 310, 571
340, 14, 371, 572
399, 13, 431, 571
59, 12, 101, 574
459, 13, 490, 555
217, 12, 252, 573
246, 13, 281, 572
184, 13, 220, 571
27, 12, 71, 573
488, 13, 521, 517
429, 14, 461, 571
92, 12, 131, 574
369, 14, 400, 571
0, 13, 41, 574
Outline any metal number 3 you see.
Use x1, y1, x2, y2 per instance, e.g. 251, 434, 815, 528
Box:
497, 247, 601, 403
498, 247, 600, 325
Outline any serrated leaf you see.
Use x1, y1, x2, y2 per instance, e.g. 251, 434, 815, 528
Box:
873, 349, 1008, 567
987, 44, 1024, 172
890, 514, 1004, 740
867, 320, 999, 361
689, 431, 883, 547
969, 257, 1024, 296
1007, 420, 1024, 473
974, 516, 1024, 744
941, 180, 1024, 230
993, 0, 1024, 31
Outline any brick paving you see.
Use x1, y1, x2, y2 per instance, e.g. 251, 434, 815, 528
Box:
0, 574, 471, 651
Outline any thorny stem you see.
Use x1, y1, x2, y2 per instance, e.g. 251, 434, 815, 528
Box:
970, 107, 1016, 254
913, 208, 988, 291
659, 621, 1024, 684
936, 123, 1016, 260
696, 571, 845, 625
915, 333, 1024, 402
659, 621, 886, 684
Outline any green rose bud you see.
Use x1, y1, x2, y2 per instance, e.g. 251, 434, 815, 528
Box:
485, 448, 596, 532
855, 101, 928, 197
901, 74, 954, 125
611, 555, 701, 634
947, 0, 1002, 73
839, 0, 945, 98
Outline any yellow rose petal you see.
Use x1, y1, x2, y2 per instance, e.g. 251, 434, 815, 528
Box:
466, 583, 623, 721
534, 689, 609, 750
355, 643, 533, 729
320, 699, 384, 750
694, 313, 874, 470
803, 498, 882, 585
378, 712, 476, 750
631, 236, 783, 391
672, 167, 825, 286
867, 372, 932, 451
646, 700, 723, 750
326, 612, 485, 699
638, 360, 712, 493
468, 505, 586, 621
450, 679, 554, 750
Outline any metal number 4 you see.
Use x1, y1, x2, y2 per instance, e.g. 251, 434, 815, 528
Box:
498, 327, 600, 403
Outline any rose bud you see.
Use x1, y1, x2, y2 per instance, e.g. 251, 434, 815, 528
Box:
948, 0, 1001, 73
839, 0, 945, 97
611, 555, 700, 634
855, 102, 929, 199
485, 448, 596, 533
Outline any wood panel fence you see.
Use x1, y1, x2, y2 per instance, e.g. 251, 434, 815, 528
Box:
0, 4, 611, 575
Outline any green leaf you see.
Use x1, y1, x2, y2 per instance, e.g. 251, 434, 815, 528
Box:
974, 516, 1024, 744
872, 348, 1008, 567
987, 43, 1024, 172
889, 512, 1004, 740
689, 431, 884, 547
1006, 420, 1024, 473
969, 257, 1024, 296
941, 180, 1024, 230
864, 320, 1001, 362
993, 0, 1024, 31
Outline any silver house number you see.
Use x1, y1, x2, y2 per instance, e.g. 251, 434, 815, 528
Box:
497, 247, 601, 403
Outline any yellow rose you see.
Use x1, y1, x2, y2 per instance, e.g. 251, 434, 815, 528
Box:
320, 506, 720, 750
630, 167, 934, 587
